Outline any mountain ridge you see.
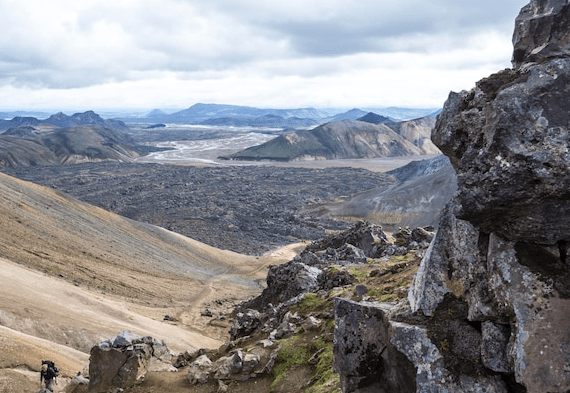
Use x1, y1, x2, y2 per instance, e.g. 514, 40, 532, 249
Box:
0, 125, 144, 168
0, 110, 128, 132
221, 117, 439, 161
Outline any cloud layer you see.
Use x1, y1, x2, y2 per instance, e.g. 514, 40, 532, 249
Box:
0, 0, 528, 109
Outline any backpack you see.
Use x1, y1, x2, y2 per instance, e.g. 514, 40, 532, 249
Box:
41, 360, 60, 379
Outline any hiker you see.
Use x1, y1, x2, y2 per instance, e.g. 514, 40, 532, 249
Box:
40, 360, 59, 391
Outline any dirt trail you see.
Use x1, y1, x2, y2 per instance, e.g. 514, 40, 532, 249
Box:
167, 242, 307, 341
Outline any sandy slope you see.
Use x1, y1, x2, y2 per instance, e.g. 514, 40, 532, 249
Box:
0, 172, 301, 390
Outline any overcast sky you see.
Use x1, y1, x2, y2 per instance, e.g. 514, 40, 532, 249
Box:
0, 0, 529, 111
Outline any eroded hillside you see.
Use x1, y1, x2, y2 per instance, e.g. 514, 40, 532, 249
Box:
0, 171, 302, 391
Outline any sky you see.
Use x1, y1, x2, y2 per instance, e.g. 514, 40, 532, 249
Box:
0, 0, 529, 112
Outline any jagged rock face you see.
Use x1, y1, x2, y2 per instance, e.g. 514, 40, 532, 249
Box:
433, 0, 570, 245
433, 61, 570, 244
512, 0, 570, 68
400, 1, 570, 391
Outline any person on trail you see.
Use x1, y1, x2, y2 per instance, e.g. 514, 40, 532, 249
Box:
40, 360, 59, 391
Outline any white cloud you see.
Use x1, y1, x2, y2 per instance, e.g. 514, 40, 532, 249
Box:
0, 0, 529, 110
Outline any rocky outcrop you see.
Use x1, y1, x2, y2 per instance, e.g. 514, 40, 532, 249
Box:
333, 299, 416, 393
334, 1, 570, 392
88, 331, 175, 393
237, 221, 433, 319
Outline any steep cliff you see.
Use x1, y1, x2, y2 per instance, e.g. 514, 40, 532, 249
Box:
334, 1, 570, 392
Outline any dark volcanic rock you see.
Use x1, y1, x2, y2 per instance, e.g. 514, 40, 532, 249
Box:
512, 0, 570, 68
433, 62, 570, 244
380, 1, 570, 392
333, 299, 416, 393
89, 331, 173, 392
3, 163, 395, 255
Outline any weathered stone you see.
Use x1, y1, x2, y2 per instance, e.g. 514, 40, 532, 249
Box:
214, 351, 243, 379
302, 316, 322, 331
229, 309, 262, 341
487, 233, 570, 392
87, 332, 176, 392
433, 60, 570, 245
335, 243, 367, 264
512, 0, 570, 68
61, 373, 89, 393
408, 202, 482, 316
187, 355, 213, 384
333, 298, 416, 393
241, 353, 260, 374
354, 284, 368, 296
481, 321, 510, 373
390, 322, 507, 393
306, 220, 390, 258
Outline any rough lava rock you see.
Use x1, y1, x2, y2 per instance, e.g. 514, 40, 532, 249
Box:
234, 221, 433, 336
512, 0, 570, 68
88, 331, 174, 393
333, 299, 416, 393
334, 1, 570, 392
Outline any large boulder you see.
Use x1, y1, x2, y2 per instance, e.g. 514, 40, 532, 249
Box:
333, 299, 416, 393
88, 331, 174, 392
402, 0, 570, 391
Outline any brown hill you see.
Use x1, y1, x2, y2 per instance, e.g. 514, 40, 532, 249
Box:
221, 118, 439, 161
0, 171, 299, 391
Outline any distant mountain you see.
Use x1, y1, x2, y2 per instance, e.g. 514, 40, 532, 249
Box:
42, 110, 129, 131
0, 110, 129, 132
201, 114, 319, 128
1, 125, 42, 138
357, 112, 392, 124
0, 110, 51, 120
329, 108, 369, 121
165, 103, 330, 124
114, 103, 442, 127
386, 116, 438, 156
221, 117, 440, 162
0, 125, 143, 168
0, 116, 43, 131
146, 109, 168, 118
363, 107, 441, 121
